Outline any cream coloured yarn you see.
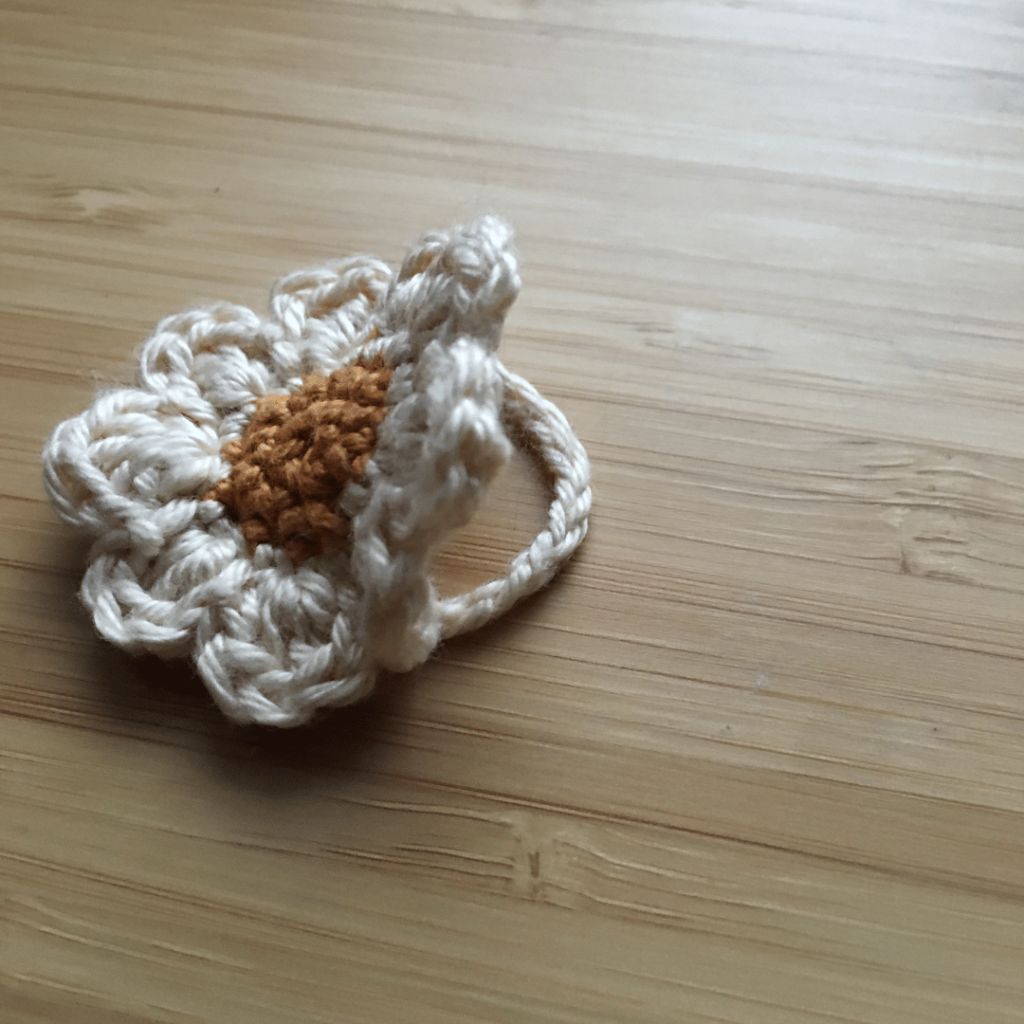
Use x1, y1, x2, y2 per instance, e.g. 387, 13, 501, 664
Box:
42, 216, 591, 726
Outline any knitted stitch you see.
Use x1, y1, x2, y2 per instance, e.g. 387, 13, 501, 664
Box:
42, 217, 591, 726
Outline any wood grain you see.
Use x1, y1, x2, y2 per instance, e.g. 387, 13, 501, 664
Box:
3, 1, 1024, 1021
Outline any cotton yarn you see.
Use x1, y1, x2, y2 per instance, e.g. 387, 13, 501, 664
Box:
42, 216, 592, 726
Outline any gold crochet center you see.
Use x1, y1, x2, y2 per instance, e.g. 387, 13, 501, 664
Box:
205, 357, 393, 562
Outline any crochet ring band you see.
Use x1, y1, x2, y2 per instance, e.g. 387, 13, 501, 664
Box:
438, 366, 591, 641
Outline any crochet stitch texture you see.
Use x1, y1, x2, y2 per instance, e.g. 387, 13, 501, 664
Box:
42, 217, 591, 726
206, 356, 394, 562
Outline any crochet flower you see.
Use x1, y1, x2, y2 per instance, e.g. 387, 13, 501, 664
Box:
42, 217, 591, 726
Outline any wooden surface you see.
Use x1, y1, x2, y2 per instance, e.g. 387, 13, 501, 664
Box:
3, 1, 1024, 1020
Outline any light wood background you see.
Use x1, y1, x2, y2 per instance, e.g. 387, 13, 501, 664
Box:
3, 1, 1024, 1021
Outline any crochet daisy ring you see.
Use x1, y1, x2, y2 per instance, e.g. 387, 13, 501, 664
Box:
42, 217, 591, 726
